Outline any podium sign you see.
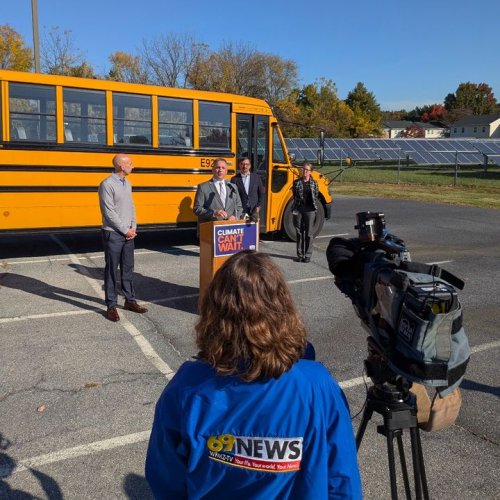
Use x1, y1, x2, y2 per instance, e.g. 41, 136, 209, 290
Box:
199, 220, 259, 300
214, 222, 258, 257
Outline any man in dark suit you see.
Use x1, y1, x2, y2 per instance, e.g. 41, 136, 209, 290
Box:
231, 157, 265, 219
193, 158, 243, 227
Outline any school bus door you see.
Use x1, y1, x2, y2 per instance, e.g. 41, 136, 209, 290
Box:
236, 114, 269, 230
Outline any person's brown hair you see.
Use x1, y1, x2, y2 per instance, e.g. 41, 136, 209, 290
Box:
196, 250, 307, 381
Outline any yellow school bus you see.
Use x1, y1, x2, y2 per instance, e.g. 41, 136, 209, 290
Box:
0, 69, 331, 238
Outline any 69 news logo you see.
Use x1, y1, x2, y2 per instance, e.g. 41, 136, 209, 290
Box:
206, 433, 303, 473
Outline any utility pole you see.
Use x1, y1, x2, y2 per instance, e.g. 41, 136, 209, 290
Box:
31, 0, 40, 72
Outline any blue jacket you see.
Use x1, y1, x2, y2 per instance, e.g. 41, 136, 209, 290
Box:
145, 359, 362, 499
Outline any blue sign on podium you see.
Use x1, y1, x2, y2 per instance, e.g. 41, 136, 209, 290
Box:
213, 222, 258, 257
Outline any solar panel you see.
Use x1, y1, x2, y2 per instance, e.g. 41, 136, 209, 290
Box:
374, 149, 391, 160
407, 151, 430, 164
303, 138, 319, 148
324, 149, 339, 161
473, 141, 500, 155
285, 138, 500, 165
457, 152, 484, 163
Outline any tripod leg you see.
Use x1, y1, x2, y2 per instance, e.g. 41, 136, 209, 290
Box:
410, 427, 430, 500
395, 432, 412, 499
356, 407, 373, 450
386, 429, 399, 500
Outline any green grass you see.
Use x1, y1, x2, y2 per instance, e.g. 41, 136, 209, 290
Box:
323, 163, 500, 209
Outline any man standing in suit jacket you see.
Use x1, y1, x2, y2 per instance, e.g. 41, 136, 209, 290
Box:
193, 158, 243, 227
231, 157, 265, 219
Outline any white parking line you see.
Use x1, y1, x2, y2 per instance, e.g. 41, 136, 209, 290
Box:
2, 248, 200, 266
471, 340, 500, 353
339, 376, 367, 389
0, 252, 458, 324
51, 236, 175, 380
315, 233, 350, 239
0, 293, 197, 324
3, 339, 498, 478
0, 274, 333, 323
0, 309, 99, 324
0, 431, 151, 478
288, 276, 335, 284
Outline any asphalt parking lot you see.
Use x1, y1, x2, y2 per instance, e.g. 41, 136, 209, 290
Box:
1, 195, 499, 499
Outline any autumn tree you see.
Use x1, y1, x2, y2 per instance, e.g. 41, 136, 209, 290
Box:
444, 82, 497, 122
108, 51, 147, 83
345, 82, 382, 137
381, 110, 407, 122
404, 104, 447, 123
276, 79, 353, 138
187, 42, 298, 104
141, 33, 207, 88
41, 26, 95, 77
260, 54, 298, 106
420, 104, 447, 123
0, 24, 32, 71
400, 124, 425, 138
188, 41, 267, 96
66, 61, 96, 78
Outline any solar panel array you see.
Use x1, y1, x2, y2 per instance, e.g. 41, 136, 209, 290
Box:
284, 138, 500, 165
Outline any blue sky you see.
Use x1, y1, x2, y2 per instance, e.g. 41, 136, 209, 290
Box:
2, 0, 499, 110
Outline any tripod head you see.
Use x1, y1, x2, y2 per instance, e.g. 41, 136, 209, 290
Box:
364, 337, 416, 408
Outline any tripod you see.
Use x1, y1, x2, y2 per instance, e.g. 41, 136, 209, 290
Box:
356, 381, 430, 500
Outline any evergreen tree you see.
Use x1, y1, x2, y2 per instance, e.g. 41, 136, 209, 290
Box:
345, 82, 382, 137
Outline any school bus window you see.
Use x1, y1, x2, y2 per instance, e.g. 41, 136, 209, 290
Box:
9, 83, 56, 141
63, 88, 106, 143
158, 97, 193, 147
113, 93, 152, 145
272, 127, 286, 163
199, 102, 230, 149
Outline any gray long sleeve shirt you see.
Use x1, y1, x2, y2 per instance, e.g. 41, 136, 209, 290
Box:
98, 173, 137, 235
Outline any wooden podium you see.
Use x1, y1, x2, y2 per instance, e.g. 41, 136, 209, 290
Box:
199, 219, 259, 300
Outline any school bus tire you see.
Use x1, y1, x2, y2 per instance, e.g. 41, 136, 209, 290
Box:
282, 201, 325, 241
313, 203, 326, 237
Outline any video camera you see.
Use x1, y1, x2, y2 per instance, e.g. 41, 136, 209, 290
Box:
327, 212, 470, 396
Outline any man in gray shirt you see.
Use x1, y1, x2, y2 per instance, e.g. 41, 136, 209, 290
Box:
98, 154, 147, 322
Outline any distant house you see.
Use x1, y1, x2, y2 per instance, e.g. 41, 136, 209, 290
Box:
449, 114, 500, 138
382, 121, 447, 139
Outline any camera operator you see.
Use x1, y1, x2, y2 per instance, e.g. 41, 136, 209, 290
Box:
146, 251, 361, 499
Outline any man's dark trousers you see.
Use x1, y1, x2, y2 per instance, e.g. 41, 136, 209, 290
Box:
102, 229, 135, 307
294, 211, 316, 259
